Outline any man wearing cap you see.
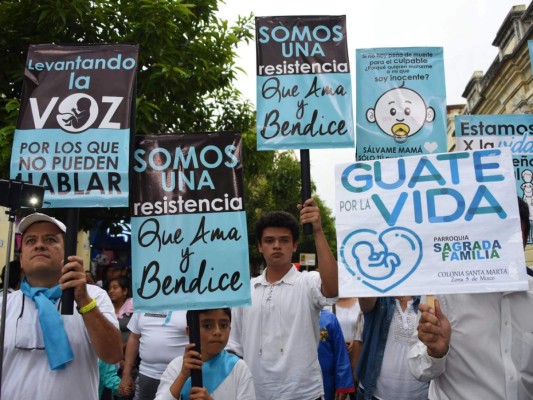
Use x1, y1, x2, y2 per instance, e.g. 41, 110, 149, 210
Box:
0, 213, 123, 400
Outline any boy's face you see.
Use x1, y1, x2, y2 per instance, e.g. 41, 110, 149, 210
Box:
258, 227, 297, 269
199, 309, 231, 360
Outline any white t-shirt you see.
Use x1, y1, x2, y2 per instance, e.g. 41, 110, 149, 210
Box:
409, 277, 533, 400
128, 310, 188, 379
374, 299, 428, 400
227, 266, 336, 400
354, 311, 364, 342
1, 285, 118, 400
155, 355, 256, 400
335, 300, 361, 342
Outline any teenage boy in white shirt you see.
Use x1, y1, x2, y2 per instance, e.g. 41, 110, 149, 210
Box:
227, 198, 339, 400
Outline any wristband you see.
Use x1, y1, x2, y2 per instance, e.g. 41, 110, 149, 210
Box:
77, 298, 97, 314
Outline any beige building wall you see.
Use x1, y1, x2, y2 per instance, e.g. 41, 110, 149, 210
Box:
447, 3, 533, 265
0, 208, 17, 269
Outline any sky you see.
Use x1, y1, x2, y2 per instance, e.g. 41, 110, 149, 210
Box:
218, 0, 528, 210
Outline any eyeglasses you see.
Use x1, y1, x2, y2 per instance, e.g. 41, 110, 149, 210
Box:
14, 296, 60, 351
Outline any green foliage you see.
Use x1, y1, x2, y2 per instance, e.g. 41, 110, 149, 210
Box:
0, 99, 19, 175
0, 0, 338, 270
0, 0, 254, 224
0, 0, 255, 175
242, 134, 337, 274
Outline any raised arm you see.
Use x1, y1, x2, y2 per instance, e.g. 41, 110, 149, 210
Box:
60, 255, 123, 364
358, 297, 377, 313
408, 299, 450, 382
169, 344, 205, 399
299, 198, 338, 298
417, 299, 451, 358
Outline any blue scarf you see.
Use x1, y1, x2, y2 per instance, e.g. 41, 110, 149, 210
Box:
181, 350, 239, 400
20, 277, 74, 370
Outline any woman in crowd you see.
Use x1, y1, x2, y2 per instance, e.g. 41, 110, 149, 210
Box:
356, 296, 428, 400
107, 276, 135, 399
107, 276, 134, 344
0, 259, 23, 293
334, 297, 362, 371
334, 297, 363, 399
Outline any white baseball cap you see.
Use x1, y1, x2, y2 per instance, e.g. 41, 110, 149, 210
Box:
18, 213, 67, 235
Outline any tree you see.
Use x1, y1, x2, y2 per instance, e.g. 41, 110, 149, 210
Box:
0, 0, 255, 175
242, 130, 337, 274
0, 0, 255, 226
0, 0, 338, 265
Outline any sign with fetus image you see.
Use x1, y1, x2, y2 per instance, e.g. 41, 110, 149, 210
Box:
355, 47, 447, 161
335, 148, 528, 297
10, 44, 138, 207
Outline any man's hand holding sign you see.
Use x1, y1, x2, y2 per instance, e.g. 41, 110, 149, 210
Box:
335, 148, 528, 298
417, 299, 451, 359
336, 148, 533, 399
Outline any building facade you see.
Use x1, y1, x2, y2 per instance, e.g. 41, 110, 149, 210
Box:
448, 2, 533, 263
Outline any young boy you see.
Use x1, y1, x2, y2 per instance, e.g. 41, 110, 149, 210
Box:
227, 199, 338, 400
155, 308, 255, 400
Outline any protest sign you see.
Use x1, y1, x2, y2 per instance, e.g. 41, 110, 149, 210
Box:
10, 44, 138, 207
335, 148, 527, 297
455, 114, 533, 153
356, 47, 447, 161
255, 15, 354, 150
455, 114, 533, 243
513, 154, 533, 243
130, 133, 251, 311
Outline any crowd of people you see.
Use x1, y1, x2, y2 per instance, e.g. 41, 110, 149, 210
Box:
0, 197, 532, 400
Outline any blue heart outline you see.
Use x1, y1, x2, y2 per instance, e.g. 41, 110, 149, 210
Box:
340, 227, 423, 293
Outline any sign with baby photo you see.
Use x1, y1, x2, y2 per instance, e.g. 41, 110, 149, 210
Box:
355, 47, 447, 161
335, 148, 528, 297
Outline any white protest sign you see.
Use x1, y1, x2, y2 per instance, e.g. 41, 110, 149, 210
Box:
335, 148, 528, 297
